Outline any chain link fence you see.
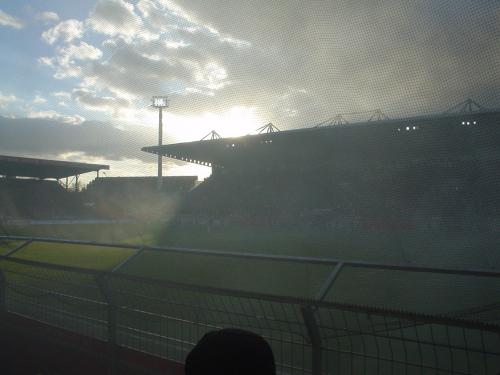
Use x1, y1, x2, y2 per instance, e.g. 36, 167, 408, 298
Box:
0, 236, 499, 375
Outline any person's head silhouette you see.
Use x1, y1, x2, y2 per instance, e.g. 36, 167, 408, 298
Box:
185, 328, 276, 375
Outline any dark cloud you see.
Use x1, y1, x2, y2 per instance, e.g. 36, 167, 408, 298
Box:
168, 0, 500, 126
0, 116, 155, 162
73, 88, 131, 112
108, 47, 193, 81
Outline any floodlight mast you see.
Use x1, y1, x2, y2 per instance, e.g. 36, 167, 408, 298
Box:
152, 96, 169, 190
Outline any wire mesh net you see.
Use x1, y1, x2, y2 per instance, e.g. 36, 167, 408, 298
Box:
317, 306, 500, 375
1, 248, 499, 375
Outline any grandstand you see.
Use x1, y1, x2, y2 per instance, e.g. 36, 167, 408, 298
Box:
84, 176, 197, 195
142, 107, 500, 227
0, 155, 197, 221
142, 107, 500, 171
83, 176, 197, 220
142, 106, 500, 267
0, 154, 109, 180
0, 155, 109, 221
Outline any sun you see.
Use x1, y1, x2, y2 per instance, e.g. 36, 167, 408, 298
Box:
163, 106, 266, 143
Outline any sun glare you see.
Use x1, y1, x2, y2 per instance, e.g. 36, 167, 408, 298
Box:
162, 106, 264, 143
116, 104, 264, 144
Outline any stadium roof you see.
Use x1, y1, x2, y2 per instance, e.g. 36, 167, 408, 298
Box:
0, 155, 109, 179
142, 109, 500, 168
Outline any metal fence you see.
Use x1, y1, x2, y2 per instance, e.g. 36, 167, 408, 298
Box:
0, 236, 499, 375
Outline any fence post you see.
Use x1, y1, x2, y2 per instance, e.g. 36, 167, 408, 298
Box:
96, 274, 117, 375
302, 305, 322, 375
0, 270, 6, 312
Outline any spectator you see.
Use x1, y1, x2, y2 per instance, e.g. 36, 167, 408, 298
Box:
185, 328, 276, 375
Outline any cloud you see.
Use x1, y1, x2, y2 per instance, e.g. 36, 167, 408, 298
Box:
0, 9, 23, 29
38, 56, 55, 68
0, 116, 156, 162
51, 92, 71, 107
41, 19, 84, 45
36, 0, 260, 128
0, 92, 17, 108
33, 95, 47, 104
85, 45, 199, 100
164, 0, 500, 125
40, 42, 102, 79
88, 0, 143, 39
57, 42, 103, 65
76, 16, 248, 110
34, 0, 500, 143
136, 0, 175, 31
73, 88, 130, 113
37, 11, 59, 23
194, 62, 228, 90
27, 110, 85, 125
52, 91, 71, 99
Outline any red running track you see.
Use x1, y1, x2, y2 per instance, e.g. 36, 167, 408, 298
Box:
0, 312, 184, 375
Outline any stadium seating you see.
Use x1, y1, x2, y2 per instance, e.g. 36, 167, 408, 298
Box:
83, 176, 197, 220
175, 155, 500, 232
0, 176, 197, 221
0, 178, 83, 220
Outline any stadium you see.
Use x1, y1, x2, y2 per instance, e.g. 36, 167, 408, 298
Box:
1, 100, 500, 374
1, 0, 500, 373
144, 100, 500, 237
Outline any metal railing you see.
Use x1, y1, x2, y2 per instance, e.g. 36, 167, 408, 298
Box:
0, 235, 499, 374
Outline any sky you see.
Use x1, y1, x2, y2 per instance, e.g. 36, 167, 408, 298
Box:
0, 0, 499, 181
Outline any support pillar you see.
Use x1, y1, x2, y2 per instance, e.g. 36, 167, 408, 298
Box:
302, 305, 322, 375
96, 275, 117, 375
0, 270, 5, 312
157, 107, 163, 191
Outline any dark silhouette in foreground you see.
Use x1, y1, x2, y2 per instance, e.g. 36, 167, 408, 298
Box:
185, 328, 276, 375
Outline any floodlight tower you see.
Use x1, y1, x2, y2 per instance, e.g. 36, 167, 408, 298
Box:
152, 96, 169, 190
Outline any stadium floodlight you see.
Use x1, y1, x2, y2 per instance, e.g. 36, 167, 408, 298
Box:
152, 96, 169, 108
152, 96, 169, 190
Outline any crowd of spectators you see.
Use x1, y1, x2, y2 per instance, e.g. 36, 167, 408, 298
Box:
175, 157, 500, 232
0, 176, 197, 221
2, 154, 499, 231
83, 176, 197, 220
0, 178, 83, 220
